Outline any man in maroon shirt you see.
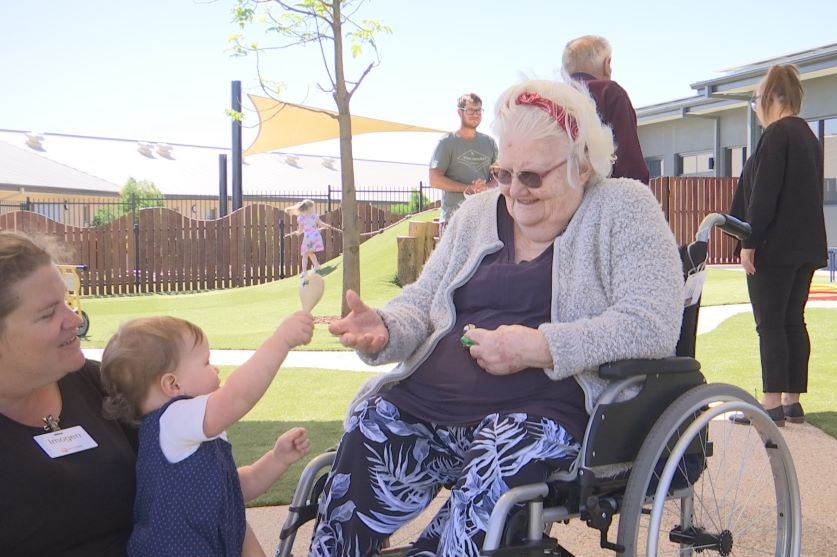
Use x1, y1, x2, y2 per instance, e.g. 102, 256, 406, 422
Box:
562, 35, 650, 184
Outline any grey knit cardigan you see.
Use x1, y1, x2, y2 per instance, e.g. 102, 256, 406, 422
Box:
349, 177, 684, 424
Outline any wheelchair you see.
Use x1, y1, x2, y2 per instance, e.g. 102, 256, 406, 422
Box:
276, 213, 802, 557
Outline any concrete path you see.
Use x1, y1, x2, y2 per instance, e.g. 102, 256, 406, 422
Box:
81, 300, 837, 368
247, 421, 837, 556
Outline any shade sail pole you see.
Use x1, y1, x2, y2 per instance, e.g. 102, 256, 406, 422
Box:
232, 80, 243, 211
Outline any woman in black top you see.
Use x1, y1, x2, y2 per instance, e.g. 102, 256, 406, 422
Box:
730, 64, 827, 426
0, 231, 137, 556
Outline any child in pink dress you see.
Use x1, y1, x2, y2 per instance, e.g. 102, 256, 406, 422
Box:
286, 200, 336, 275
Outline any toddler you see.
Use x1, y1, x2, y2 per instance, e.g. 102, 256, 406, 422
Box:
285, 199, 337, 275
100, 311, 314, 557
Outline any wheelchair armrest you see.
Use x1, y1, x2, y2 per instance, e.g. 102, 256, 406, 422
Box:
598, 357, 700, 380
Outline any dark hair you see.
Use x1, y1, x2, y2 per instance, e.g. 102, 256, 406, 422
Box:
100, 316, 206, 425
457, 93, 483, 109
0, 231, 54, 335
760, 64, 803, 116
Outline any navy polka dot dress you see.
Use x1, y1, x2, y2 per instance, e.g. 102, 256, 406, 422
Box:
128, 397, 245, 556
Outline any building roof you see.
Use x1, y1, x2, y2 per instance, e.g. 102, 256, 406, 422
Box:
0, 129, 432, 197
637, 43, 837, 125
0, 136, 120, 194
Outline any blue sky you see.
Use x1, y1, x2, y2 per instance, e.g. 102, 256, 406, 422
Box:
2, 0, 835, 163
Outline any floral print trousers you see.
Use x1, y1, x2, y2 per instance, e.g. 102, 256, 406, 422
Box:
308, 397, 580, 557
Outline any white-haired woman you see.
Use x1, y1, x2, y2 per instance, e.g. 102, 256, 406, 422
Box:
310, 80, 684, 557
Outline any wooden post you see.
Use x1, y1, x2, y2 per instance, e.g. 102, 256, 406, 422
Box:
397, 236, 421, 285
397, 221, 441, 286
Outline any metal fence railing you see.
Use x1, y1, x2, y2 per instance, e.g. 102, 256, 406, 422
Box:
1, 183, 442, 229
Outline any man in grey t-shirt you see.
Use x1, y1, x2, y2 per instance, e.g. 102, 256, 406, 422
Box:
429, 93, 498, 233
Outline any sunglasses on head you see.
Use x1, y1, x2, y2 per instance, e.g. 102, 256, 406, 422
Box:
489, 159, 568, 189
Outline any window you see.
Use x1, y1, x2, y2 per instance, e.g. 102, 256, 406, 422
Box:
726, 147, 747, 177
824, 117, 837, 204
33, 203, 61, 222
644, 157, 664, 179
678, 152, 713, 176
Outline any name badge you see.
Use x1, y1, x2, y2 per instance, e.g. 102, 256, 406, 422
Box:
34, 425, 98, 458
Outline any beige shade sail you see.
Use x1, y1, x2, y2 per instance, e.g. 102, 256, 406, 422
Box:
244, 95, 444, 156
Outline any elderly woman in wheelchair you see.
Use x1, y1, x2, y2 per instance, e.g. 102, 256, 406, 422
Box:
286, 79, 801, 557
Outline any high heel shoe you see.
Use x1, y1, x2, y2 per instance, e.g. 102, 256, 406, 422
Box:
729, 405, 785, 427
782, 403, 805, 424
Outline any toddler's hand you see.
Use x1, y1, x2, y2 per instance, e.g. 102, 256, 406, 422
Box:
273, 427, 310, 466
278, 310, 315, 348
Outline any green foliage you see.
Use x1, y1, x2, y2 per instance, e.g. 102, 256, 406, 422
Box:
225, 108, 244, 123
92, 177, 164, 226
229, 1, 391, 85
390, 190, 431, 215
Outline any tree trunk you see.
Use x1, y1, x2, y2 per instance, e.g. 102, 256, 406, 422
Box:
331, 2, 360, 316
336, 107, 360, 316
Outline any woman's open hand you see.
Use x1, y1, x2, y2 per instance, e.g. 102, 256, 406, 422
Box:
463, 324, 552, 375
328, 290, 389, 352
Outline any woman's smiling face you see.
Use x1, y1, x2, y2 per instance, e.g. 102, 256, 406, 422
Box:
497, 133, 588, 241
0, 264, 84, 389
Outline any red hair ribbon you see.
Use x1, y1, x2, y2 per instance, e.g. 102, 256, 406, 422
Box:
515, 92, 579, 141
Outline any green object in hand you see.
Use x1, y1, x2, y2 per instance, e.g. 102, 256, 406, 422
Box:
460, 335, 478, 348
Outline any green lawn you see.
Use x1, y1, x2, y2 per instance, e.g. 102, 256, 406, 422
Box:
79, 210, 438, 350
76, 216, 837, 505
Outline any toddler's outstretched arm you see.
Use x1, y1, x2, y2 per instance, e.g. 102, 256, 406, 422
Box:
203, 311, 314, 437
239, 426, 310, 501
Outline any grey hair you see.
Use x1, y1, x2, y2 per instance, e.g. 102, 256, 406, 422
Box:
492, 79, 615, 185
561, 35, 612, 77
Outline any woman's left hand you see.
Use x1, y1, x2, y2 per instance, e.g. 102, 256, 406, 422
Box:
463, 325, 552, 375
740, 248, 756, 275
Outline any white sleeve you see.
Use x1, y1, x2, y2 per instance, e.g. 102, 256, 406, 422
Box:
158, 395, 228, 464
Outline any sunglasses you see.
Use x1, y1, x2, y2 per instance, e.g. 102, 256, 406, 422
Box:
490, 159, 568, 189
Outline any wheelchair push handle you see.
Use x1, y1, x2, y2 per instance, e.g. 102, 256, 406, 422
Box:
694, 213, 751, 243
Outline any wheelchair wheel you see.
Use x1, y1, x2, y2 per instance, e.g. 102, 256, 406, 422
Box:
616, 383, 801, 556
77, 311, 90, 337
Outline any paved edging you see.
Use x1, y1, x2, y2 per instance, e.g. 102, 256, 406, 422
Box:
83, 301, 837, 370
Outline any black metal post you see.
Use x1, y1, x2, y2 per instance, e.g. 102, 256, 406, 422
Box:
218, 154, 228, 218
132, 193, 140, 292
279, 219, 285, 279
231, 80, 243, 211
327, 186, 333, 213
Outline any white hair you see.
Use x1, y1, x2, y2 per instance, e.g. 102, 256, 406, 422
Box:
561, 35, 612, 77
492, 79, 615, 185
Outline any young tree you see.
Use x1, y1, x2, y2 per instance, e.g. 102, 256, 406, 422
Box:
93, 177, 164, 226
230, 0, 391, 315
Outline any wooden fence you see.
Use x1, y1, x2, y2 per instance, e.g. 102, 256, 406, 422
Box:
0, 177, 740, 295
0, 202, 398, 295
650, 176, 739, 264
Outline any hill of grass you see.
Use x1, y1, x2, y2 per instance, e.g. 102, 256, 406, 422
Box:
80, 210, 438, 350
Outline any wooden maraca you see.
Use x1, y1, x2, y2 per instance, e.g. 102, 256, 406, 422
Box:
299, 272, 325, 312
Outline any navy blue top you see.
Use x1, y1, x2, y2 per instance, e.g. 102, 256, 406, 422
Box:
383, 200, 588, 441
129, 396, 245, 557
